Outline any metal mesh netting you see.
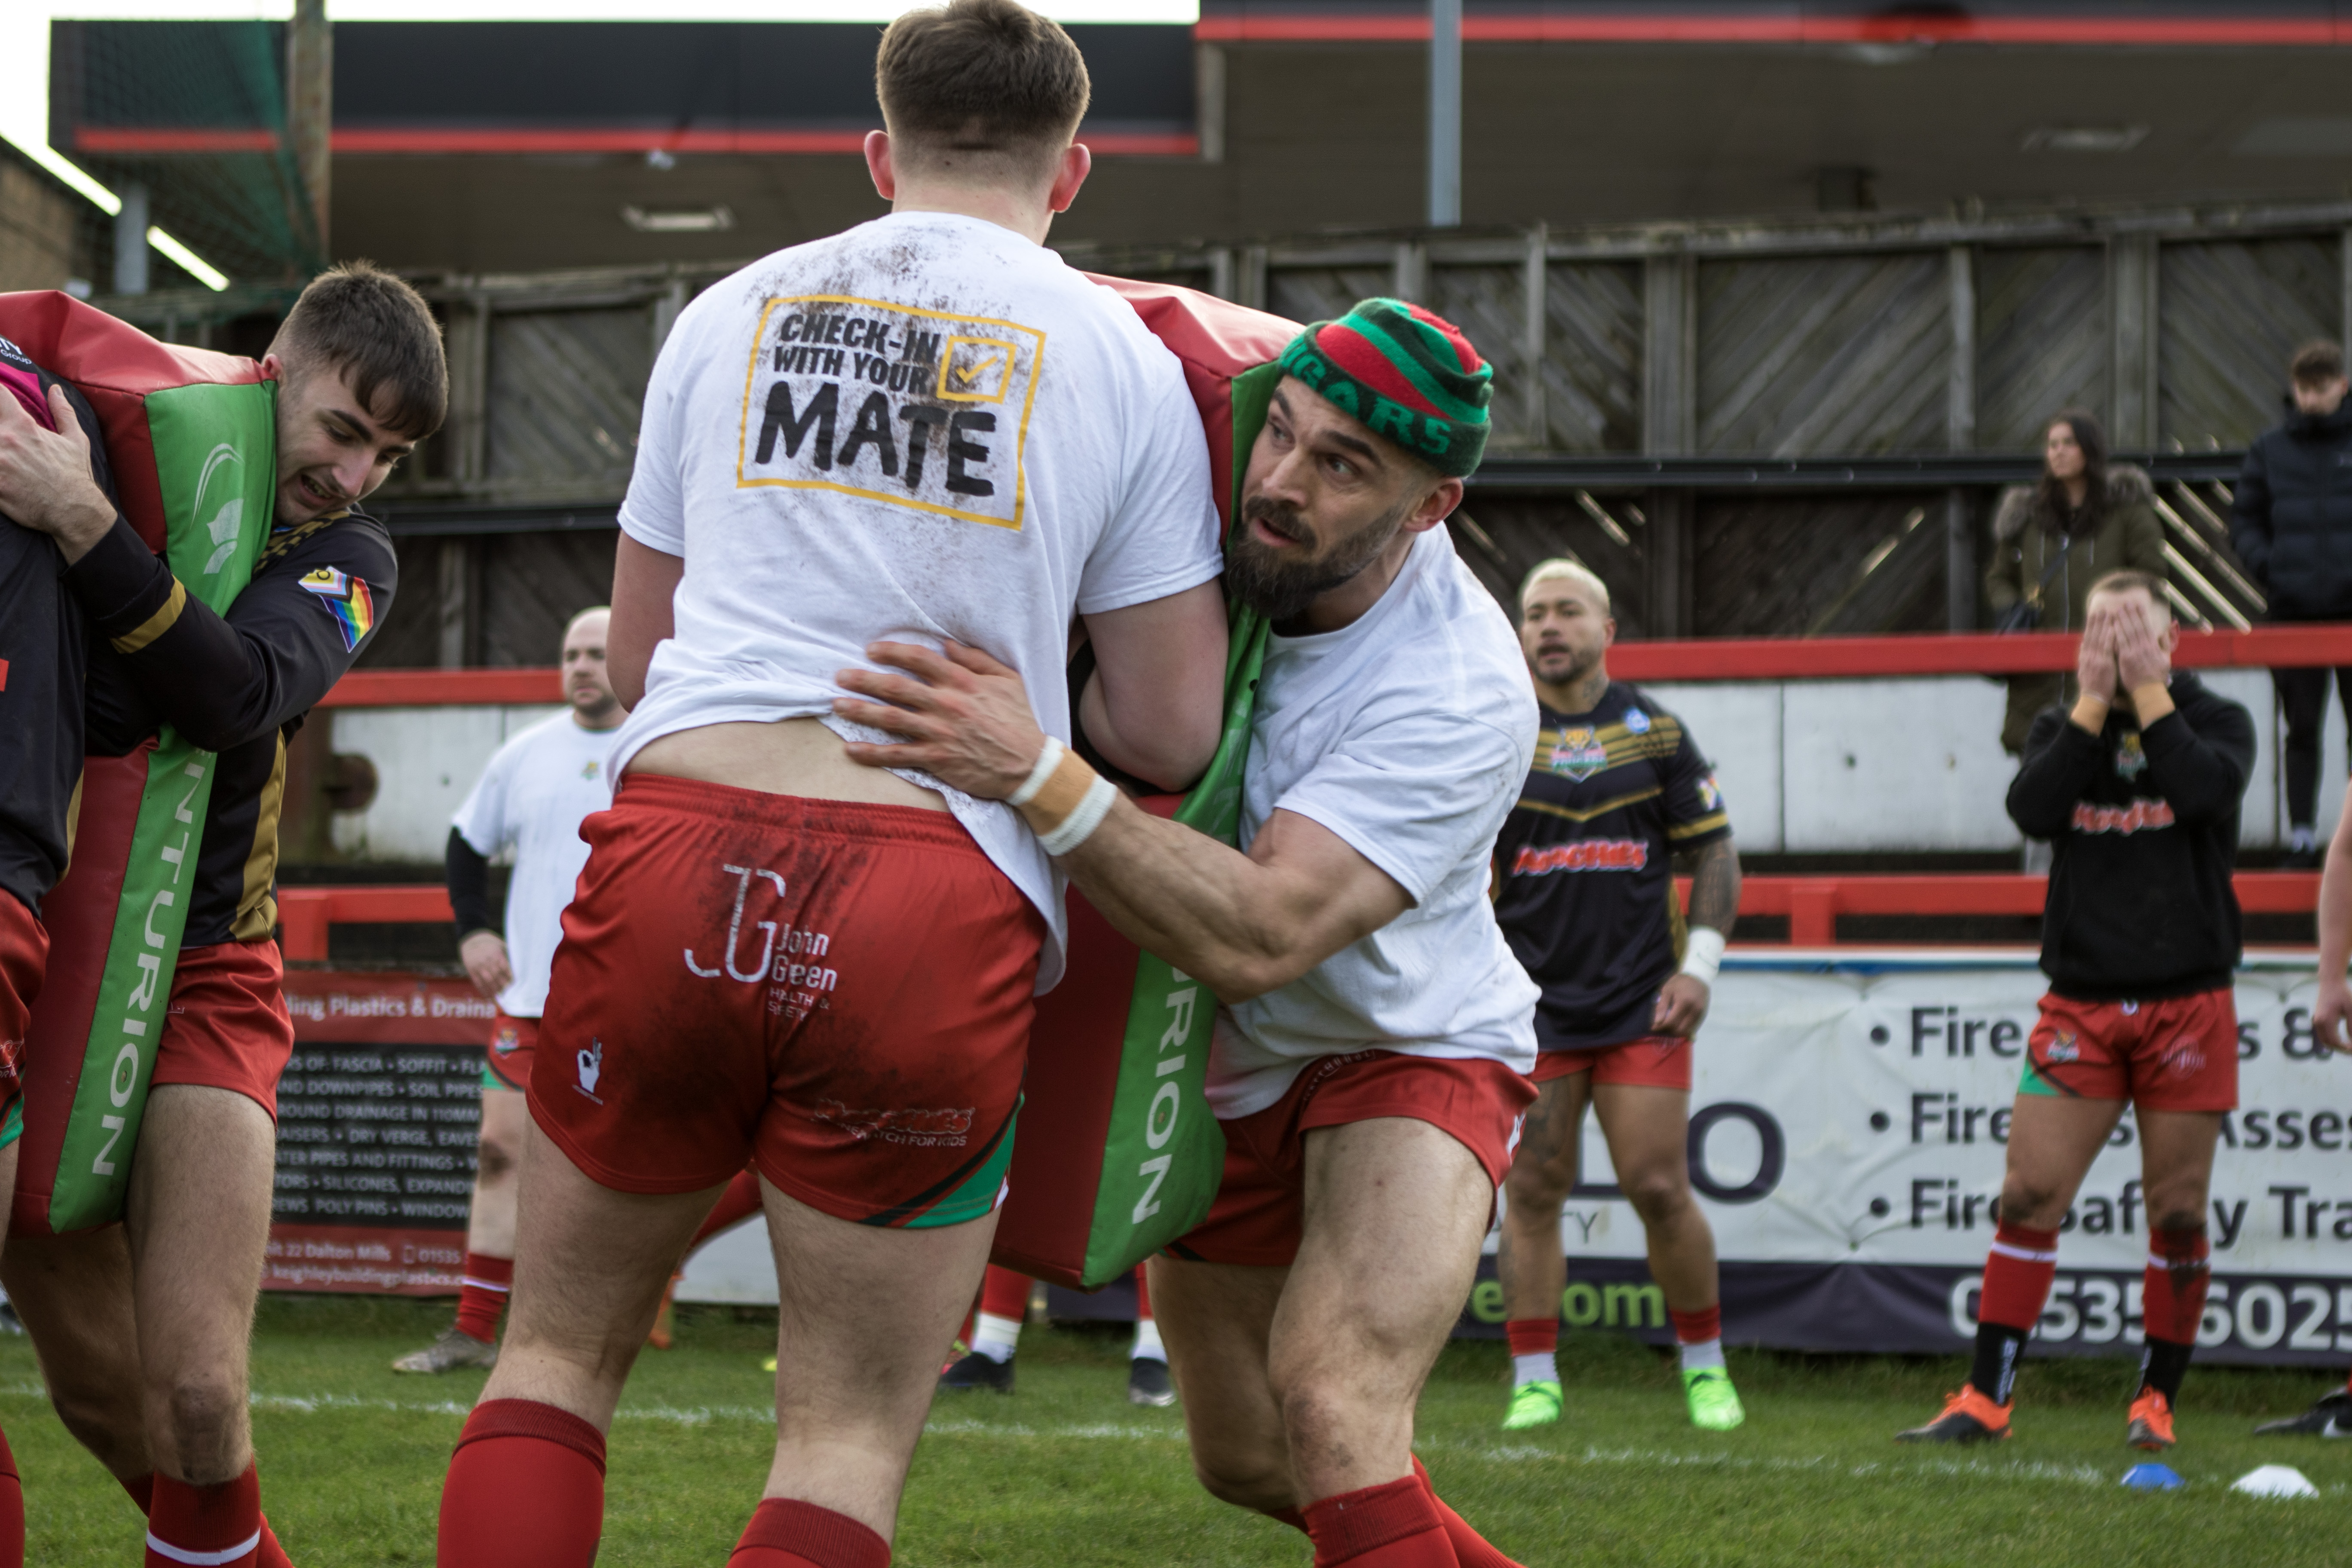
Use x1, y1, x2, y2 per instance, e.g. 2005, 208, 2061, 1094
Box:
52, 19, 323, 287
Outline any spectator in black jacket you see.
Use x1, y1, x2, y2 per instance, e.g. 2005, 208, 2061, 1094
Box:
0, 263, 443, 1568
1899, 570, 2252, 1454
2231, 339, 2352, 867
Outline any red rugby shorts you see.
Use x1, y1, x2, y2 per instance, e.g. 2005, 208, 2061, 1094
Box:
484, 1011, 536, 1093
0, 892, 43, 1115
1168, 1050, 1536, 1268
1530, 1033, 1692, 1091
152, 939, 296, 1121
532, 775, 1044, 1229
2021, 989, 2238, 1112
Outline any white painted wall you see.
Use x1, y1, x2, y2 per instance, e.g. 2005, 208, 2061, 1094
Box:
327, 705, 569, 862
316, 674, 2337, 863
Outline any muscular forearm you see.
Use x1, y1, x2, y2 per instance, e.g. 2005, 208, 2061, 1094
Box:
1685, 839, 1740, 936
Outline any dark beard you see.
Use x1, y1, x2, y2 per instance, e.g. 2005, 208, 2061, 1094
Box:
1225, 493, 1410, 625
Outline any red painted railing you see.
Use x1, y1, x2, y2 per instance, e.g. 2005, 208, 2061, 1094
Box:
277, 873, 2322, 959
314, 626, 2352, 708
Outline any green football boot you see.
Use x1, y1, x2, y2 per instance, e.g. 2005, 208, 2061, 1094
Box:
1684, 1366, 1745, 1431
1501, 1379, 1562, 1430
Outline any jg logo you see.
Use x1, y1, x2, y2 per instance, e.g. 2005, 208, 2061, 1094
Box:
193, 441, 244, 575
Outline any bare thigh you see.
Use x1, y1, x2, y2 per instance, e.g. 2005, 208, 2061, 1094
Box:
0, 1227, 148, 1480
2137, 1109, 2224, 1232
466, 1087, 528, 1257
2000, 1095, 2126, 1229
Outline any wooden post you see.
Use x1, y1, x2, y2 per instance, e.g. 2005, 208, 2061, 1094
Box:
438, 537, 477, 670
2341, 225, 2352, 348
1642, 251, 1695, 636
287, 0, 332, 260
2109, 233, 2159, 447
1196, 43, 1226, 165
1522, 223, 1548, 446
1947, 244, 1977, 631
1393, 241, 1427, 304
1428, 0, 1461, 227
1239, 246, 1268, 312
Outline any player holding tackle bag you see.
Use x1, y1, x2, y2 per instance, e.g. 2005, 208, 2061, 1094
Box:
0, 271, 444, 1568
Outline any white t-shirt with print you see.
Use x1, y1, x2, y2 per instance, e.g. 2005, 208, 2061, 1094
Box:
451, 712, 616, 1019
610, 211, 1225, 990
1207, 526, 1542, 1119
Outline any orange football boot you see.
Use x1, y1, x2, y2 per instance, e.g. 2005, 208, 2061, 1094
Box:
2127, 1387, 2177, 1450
1896, 1384, 2014, 1444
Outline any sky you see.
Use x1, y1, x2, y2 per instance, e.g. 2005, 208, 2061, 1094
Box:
0, 2, 1200, 288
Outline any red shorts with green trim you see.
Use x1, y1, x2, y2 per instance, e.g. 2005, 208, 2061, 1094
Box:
530, 775, 1044, 1229
0, 892, 41, 1117
1530, 1034, 1692, 1091
2020, 989, 2238, 1112
483, 1012, 536, 1093
152, 939, 294, 1121
1167, 1050, 1536, 1268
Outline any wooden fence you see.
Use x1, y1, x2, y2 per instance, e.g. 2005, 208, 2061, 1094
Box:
104, 197, 2352, 662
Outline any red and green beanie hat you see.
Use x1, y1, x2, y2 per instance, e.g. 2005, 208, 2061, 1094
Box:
1276, 297, 1493, 476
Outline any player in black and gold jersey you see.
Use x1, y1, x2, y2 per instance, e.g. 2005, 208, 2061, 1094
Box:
1490, 559, 1746, 1433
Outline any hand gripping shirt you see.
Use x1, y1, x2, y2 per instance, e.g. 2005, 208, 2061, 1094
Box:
1206, 527, 1542, 1119
452, 713, 616, 1018
1490, 683, 1731, 1053
610, 211, 1225, 991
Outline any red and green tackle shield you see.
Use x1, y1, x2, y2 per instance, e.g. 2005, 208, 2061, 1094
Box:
988, 279, 1296, 1288
0, 292, 273, 1234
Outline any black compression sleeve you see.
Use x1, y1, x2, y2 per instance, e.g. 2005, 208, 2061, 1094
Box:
447, 827, 499, 938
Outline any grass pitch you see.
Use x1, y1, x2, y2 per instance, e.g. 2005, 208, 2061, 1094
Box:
3, 1296, 2345, 1565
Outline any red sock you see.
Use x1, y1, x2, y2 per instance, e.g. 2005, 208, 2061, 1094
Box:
1979, 1220, 2060, 1332
1301, 1475, 1454, 1567
729, 1498, 890, 1567
453, 1253, 513, 1345
1503, 1320, 1556, 1359
692, 1170, 767, 1250
1133, 1263, 1152, 1321
147, 1462, 262, 1568
2143, 1226, 2211, 1345
979, 1266, 1031, 1322
114, 1471, 286, 1564
437, 1399, 606, 1568
0, 1420, 21, 1568
1669, 1305, 1721, 1346
1411, 1456, 1518, 1568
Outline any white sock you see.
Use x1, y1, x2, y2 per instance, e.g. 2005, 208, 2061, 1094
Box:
2293, 824, 2319, 852
1679, 1338, 1725, 1373
1513, 1352, 1558, 1387
970, 1311, 1022, 1363
1132, 1317, 1165, 1362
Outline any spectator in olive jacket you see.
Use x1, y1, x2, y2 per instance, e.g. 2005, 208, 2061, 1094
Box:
2231, 340, 2352, 868
1986, 409, 2168, 755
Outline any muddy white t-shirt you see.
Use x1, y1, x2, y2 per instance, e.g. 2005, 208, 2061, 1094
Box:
612, 211, 1225, 989
1208, 527, 1541, 1118
451, 712, 615, 1018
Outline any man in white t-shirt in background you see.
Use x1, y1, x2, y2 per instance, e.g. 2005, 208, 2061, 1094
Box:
433, 6, 1230, 1565
839, 298, 1537, 1568
394, 607, 618, 1375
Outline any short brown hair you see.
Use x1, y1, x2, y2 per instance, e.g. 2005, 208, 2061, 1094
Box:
267, 260, 448, 439
2088, 568, 2169, 612
2292, 340, 2346, 386
876, 0, 1089, 181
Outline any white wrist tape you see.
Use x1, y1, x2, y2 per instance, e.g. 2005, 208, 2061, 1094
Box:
1038, 775, 1117, 857
1680, 927, 1726, 988
1008, 737, 1066, 808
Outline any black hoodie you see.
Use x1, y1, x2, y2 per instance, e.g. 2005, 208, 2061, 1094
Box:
2006, 672, 2253, 1001
2231, 396, 2352, 620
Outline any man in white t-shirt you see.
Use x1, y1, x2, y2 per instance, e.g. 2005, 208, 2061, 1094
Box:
393, 606, 618, 1375
837, 298, 1537, 1568
433, 7, 1230, 1564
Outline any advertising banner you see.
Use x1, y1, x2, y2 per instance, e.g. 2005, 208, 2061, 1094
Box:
1463, 952, 2352, 1367
266, 971, 495, 1294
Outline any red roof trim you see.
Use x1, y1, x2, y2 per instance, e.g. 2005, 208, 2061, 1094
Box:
1194, 13, 2342, 45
